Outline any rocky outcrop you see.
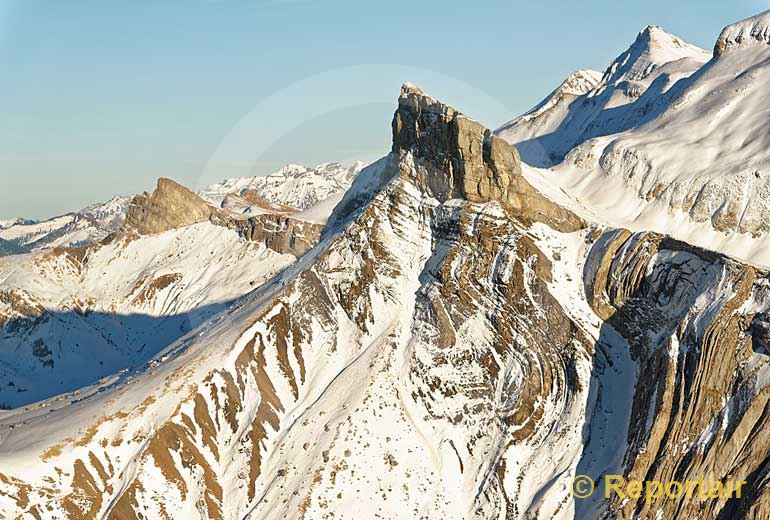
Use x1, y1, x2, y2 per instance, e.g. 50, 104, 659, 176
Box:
220, 190, 295, 214
9, 80, 770, 520
123, 178, 321, 256
124, 178, 217, 235
392, 83, 584, 232
715, 9, 770, 57
0, 289, 45, 330
224, 214, 322, 256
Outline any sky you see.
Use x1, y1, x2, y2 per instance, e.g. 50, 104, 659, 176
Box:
0, 0, 766, 220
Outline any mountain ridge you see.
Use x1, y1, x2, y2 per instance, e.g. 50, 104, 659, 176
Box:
4, 9, 770, 520
3, 77, 770, 519
498, 10, 770, 267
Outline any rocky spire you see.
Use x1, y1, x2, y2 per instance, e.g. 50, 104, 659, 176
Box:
391, 83, 584, 232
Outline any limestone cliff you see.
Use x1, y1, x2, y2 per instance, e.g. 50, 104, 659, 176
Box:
584, 230, 770, 519
392, 83, 584, 232
8, 81, 770, 520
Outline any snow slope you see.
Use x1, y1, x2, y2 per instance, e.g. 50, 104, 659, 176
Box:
4, 11, 770, 520
499, 10, 770, 267
0, 222, 295, 408
1, 81, 769, 519
0, 138, 600, 520
0, 218, 36, 230
494, 69, 602, 166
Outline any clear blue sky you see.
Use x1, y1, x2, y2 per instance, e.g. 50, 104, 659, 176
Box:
0, 0, 766, 220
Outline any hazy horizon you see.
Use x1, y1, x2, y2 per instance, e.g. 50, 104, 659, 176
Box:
0, 0, 765, 220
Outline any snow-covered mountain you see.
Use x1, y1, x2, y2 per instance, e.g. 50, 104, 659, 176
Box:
4, 9, 770, 520
2, 73, 770, 519
499, 10, 770, 267
200, 161, 365, 212
496, 25, 711, 167
494, 69, 602, 166
0, 178, 324, 409
0, 196, 131, 255
0, 223, 295, 408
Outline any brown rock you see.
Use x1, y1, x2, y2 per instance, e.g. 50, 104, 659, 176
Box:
225, 214, 322, 256
392, 83, 584, 232
124, 178, 217, 235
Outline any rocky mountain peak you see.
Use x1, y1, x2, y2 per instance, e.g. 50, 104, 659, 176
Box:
392, 82, 521, 201
124, 177, 217, 235
714, 9, 770, 57
392, 83, 584, 231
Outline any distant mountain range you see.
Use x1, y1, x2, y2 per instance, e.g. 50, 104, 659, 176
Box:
0, 196, 131, 255
199, 161, 365, 213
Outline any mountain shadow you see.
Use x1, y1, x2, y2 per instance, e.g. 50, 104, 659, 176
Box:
0, 300, 233, 409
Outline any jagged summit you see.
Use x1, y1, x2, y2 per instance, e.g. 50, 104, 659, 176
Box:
393, 82, 584, 231
715, 9, 770, 57
393, 81, 515, 199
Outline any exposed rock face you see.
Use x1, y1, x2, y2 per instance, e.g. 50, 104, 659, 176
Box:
220, 190, 295, 215
124, 178, 217, 235
393, 83, 584, 232
0, 84, 595, 520
0, 288, 45, 329
224, 214, 322, 256
584, 230, 770, 519
751, 311, 770, 354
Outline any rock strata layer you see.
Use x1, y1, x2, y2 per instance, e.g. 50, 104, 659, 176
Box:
223, 214, 322, 256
